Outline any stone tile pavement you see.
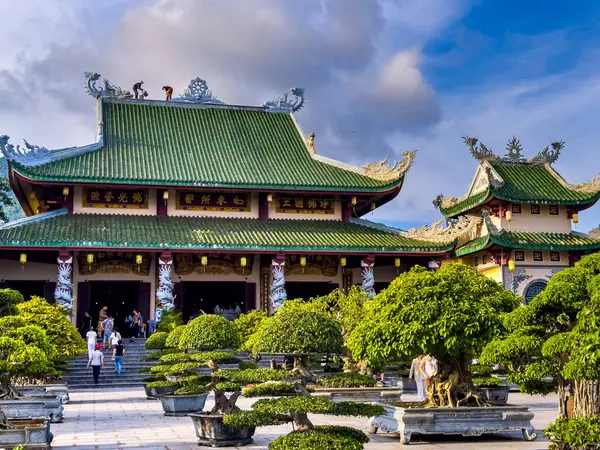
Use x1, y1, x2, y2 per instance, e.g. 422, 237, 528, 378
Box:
51, 388, 557, 449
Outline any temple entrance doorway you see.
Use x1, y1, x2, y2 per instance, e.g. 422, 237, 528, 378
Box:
285, 282, 334, 301
181, 282, 250, 322
2, 280, 45, 302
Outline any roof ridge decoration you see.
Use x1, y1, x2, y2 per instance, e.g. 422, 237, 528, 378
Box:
262, 87, 305, 113
481, 209, 500, 235
85, 72, 133, 99
362, 150, 417, 182
464, 135, 565, 166
567, 173, 600, 194
403, 214, 482, 244
171, 77, 224, 105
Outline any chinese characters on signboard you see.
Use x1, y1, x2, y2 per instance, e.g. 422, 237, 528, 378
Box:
276, 196, 335, 214
176, 192, 251, 212
82, 188, 149, 209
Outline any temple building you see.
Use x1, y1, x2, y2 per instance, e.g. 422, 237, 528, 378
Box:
0, 72, 467, 327
434, 137, 600, 302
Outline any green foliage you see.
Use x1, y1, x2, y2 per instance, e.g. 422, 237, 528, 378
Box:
0, 289, 24, 317
144, 332, 169, 350
0, 177, 15, 224
141, 374, 165, 383
268, 426, 369, 450
544, 417, 600, 450
178, 374, 211, 385
348, 264, 519, 371
316, 373, 376, 388
214, 381, 242, 392
252, 396, 334, 414
189, 351, 240, 364
165, 325, 187, 349
239, 361, 259, 370
223, 368, 298, 384
146, 380, 179, 389
17, 297, 86, 357
223, 410, 292, 427
167, 362, 203, 375
472, 377, 503, 387
242, 382, 297, 397
140, 349, 178, 361
160, 352, 190, 364
251, 309, 343, 355
173, 384, 209, 395
149, 364, 173, 374
179, 314, 240, 350
234, 310, 267, 351
156, 308, 183, 333
329, 402, 384, 417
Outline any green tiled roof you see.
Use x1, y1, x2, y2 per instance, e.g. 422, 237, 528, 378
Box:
11, 100, 401, 192
489, 230, 600, 251
0, 210, 452, 253
453, 235, 491, 257
440, 162, 600, 217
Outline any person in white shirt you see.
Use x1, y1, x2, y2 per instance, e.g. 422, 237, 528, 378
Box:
409, 355, 427, 402
86, 329, 97, 358
87, 344, 105, 385
109, 329, 122, 349
421, 355, 438, 390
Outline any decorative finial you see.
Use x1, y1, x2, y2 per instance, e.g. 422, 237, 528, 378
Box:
306, 132, 316, 155
263, 87, 305, 113
481, 209, 500, 235
84, 72, 133, 99
432, 194, 458, 210
530, 140, 564, 166
404, 215, 482, 243
463, 136, 498, 162
504, 136, 525, 161
362, 150, 417, 182
172, 77, 224, 104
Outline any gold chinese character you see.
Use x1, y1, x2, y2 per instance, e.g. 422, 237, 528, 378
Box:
295, 198, 304, 208
132, 192, 143, 203
185, 194, 195, 204
91, 191, 100, 201
307, 200, 317, 209
118, 192, 128, 203
217, 195, 226, 206
282, 199, 291, 207
320, 200, 330, 209
233, 196, 244, 206
201, 195, 211, 205
104, 191, 114, 202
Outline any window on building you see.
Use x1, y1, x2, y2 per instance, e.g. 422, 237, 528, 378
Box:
531, 204, 540, 214
482, 255, 487, 265
550, 251, 560, 262
511, 204, 522, 214
473, 256, 479, 266
533, 251, 543, 261
549, 205, 559, 215
524, 280, 548, 304
514, 250, 525, 261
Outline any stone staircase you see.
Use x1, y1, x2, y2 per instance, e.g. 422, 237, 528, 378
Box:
63, 339, 154, 390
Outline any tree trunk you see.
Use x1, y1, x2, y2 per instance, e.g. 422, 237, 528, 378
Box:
572, 380, 600, 418
426, 355, 484, 408
556, 376, 568, 419
0, 375, 21, 400
293, 356, 316, 385
211, 389, 242, 415
292, 411, 314, 431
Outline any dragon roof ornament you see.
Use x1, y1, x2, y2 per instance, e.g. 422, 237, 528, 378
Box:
567, 173, 600, 194
85, 72, 133, 99
464, 135, 565, 166
263, 87, 305, 113
403, 214, 482, 244
481, 209, 500, 235
432, 194, 459, 210
362, 150, 416, 182
172, 77, 224, 105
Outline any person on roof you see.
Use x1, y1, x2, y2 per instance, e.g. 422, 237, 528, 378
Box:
162, 85, 173, 101
133, 80, 144, 99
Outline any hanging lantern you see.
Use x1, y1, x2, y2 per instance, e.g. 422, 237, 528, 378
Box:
135, 254, 143, 265
340, 257, 347, 267
267, 193, 273, 204
201, 255, 208, 266
505, 209, 512, 222
370, 202, 376, 211
572, 213, 579, 224
163, 190, 169, 201
19, 253, 27, 265
300, 256, 307, 267
240, 257, 247, 267
62, 186, 70, 196
351, 196, 357, 206
87, 253, 94, 264
508, 259, 515, 272
394, 257, 401, 268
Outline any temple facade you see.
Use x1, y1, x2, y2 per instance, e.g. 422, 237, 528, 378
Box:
0, 73, 467, 328
435, 137, 600, 302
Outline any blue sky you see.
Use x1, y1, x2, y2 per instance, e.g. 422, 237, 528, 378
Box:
0, 0, 599, 232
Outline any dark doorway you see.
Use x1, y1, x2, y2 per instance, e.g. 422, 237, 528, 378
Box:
286, 282, 331, 301
182, 282, 247, 322
3, 280, 45, 301
89, 281, 141, 332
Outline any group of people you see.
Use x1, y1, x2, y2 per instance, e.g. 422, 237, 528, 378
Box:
131, 80, 174, 101
408, 355, 438, 402
85, 336, 126, 385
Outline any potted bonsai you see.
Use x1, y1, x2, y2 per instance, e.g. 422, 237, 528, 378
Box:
222, 308, 384, 449
470, 364, 509, 404
347, 264, 537, 444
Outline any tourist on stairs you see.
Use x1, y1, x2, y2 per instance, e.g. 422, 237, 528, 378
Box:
85, 327, 97, 358
88, 344, 104, 385
112, 340, 125, 376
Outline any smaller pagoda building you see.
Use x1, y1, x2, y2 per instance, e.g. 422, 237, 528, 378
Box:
0, 72, 462, 327
434, 136, 600, 303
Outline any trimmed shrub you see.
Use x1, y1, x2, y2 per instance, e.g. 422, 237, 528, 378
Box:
179, 314, 240, 350
160, 352, 190, 364
165, 325, 187, 349
243, 382, 298, 398
146, 380, 179, 389
174, 384, 209, 395
190, 351, 240, 364
215, 381, 242, 392
178, 374, 212, 385
268, 425, 369, 450
167, 362, 203, 375
544, 417, 600, 450
316, 373, 376, 388
0, 288, 24, 317
141, 348, 179, 361
239, 361, 259, 370
149, 364, 173, 374
224, 368, 298, 384
234, 310, 267, 351
144, 331, 168, 350
472, 377, 503, 387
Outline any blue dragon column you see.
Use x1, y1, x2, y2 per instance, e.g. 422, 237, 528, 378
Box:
270, 254, 287, 310
156, 252, 175, 322
54, 250, 74, 317
361, 256, 376, 299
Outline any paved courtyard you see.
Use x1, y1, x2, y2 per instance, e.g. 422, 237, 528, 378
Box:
51, 388, 556, 449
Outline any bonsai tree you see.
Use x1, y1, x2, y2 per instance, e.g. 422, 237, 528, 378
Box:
233, 310, 267, 352
223, 309, 383, 449
347, 263, 520, 407
144, 331, 169, 350
0, 289, 23, 318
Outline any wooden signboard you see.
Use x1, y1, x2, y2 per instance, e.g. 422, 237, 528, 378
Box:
176, 191, 251, 212
83, 187, 149, 209
276, 196, 334, 214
